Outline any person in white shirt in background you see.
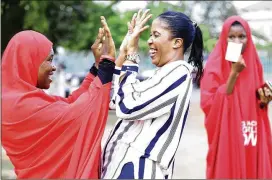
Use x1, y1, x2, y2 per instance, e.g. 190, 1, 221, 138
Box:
102, 9, 204, 179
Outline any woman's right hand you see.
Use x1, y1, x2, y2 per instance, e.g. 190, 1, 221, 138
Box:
119, 13, 137, 54
127, 9, 152, 54
231, 55, 246, 74
226, 55, 246, 94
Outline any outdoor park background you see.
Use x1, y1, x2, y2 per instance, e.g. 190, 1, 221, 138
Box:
1, 1, 272, 179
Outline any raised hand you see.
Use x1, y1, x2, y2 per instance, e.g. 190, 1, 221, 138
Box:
231, 55, 246, 74
91, 28, 105, 68
100, 16, 116, 59
127, 9, 152, 54
119, 13, 137, 53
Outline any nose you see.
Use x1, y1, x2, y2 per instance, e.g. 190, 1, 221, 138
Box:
52, 65, 56, 71
234, 38, 241, 44
148, 36, 153, 45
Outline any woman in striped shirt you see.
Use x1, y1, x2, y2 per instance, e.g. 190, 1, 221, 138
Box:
101, 9, 204, 179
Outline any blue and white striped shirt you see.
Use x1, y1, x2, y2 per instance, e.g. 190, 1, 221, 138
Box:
102, 60, 193, 177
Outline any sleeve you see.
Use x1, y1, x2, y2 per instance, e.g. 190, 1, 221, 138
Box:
109, 66, 121, 109
109, 63, 140, 109
53, 60, 114, 104
52, 72, 95, 103
115, 64, 190, 120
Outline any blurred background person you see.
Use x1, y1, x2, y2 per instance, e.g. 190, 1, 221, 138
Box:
200, 16, 272, 179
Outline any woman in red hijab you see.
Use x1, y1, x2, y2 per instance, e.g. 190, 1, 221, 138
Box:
200, 16, 272, 179
2, 16, 115, 179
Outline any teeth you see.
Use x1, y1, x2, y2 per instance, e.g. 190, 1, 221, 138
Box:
150, 49, 157, 53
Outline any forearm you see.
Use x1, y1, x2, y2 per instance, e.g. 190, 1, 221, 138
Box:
226, 71, 239, 94
115, 51, 126, 67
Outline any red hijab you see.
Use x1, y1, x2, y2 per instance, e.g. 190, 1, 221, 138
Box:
200, 16, 272, 178
2, 30, 111, 178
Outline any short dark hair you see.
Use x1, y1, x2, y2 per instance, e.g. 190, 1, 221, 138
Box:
158, 11, 204, 86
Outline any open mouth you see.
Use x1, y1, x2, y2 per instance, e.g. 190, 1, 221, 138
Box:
149, 48, 157, 58
48, 72, 54, 81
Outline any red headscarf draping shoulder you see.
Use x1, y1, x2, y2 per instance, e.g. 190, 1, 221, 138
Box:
2, 30, 111, 178
200, 16, 272, 179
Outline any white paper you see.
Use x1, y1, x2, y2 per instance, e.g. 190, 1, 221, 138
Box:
225, 42, 243, 62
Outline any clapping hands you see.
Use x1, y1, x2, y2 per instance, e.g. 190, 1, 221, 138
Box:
91, 16, 116, 68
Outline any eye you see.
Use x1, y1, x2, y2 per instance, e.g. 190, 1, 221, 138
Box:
48, 56, 54, 62
150, 31, 160, 38
228, 35, 235, 39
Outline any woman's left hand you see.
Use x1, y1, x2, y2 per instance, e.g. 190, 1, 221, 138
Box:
127, 9, 152, 54
100, 16, 116, 59
91, 27, 105, 68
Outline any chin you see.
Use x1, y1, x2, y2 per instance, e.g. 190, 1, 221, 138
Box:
152, 59, 159, 66
45, 84, 51, 89
42, 83, 51, 90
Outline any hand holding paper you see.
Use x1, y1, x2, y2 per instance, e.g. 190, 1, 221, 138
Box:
231, 55, 246, 74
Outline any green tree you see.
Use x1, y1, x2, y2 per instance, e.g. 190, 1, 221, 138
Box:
21, 1, 119, 51
1, 0, 119, 53
1, 0, 25, 54
199, 24, 217, 53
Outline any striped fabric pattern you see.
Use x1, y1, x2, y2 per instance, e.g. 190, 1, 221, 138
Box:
102, 60, 193, 179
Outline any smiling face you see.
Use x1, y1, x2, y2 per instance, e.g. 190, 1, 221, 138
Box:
37, 53, 56, 89
227, 23, 248, 53
147, 18, 182, 67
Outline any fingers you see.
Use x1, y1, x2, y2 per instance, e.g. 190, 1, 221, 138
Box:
140, 9, 150, 22
101, 16, 112, 38
127, 22, 133, 34
258, 88, 265, 100
95, 28, 102, 41
258, 88, 268, 104
136, 9, 142, 21
92, 28, 104, 49
140, 25, 150, 33
131, 13, 137, 28
133, 9, 152, 29
239, 55, 246, 65
140, 14, 152, 27
127, 13, 138, 35
264, 87, 272, 97
237, 57, 246, 68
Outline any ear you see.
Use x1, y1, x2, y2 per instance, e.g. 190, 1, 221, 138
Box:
172, 38, 183, 49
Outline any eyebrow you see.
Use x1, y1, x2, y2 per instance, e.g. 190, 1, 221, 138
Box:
151, 30, 161, 35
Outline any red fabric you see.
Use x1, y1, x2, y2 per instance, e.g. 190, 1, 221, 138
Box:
200, 16, 272, 179
2, 30, 111, 178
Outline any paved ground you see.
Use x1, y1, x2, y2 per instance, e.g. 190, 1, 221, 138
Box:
1, 89, 272, 179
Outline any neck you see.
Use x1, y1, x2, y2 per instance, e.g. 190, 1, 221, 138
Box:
166, 51, 184, 65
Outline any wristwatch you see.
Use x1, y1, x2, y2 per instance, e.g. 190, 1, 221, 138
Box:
125, 54, 140, 64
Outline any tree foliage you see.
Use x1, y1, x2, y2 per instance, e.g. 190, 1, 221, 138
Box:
1, 0, 270, 55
